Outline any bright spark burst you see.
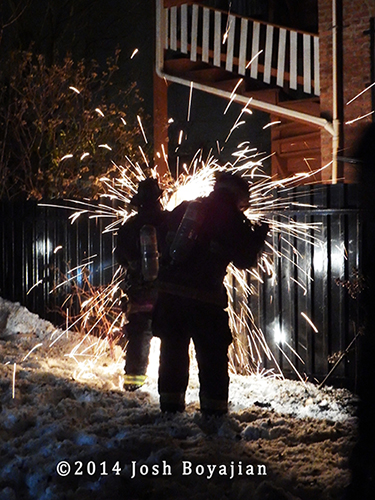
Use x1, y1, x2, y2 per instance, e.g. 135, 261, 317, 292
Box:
33, 80, 333, 387
45, 147, 330, 385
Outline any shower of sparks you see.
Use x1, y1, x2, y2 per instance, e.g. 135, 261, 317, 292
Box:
32, 81, 335, 385
41, 149, 331, 384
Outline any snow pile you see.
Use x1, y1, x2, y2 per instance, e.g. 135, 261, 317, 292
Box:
0, 297, 60, 340
0, 298, 358, 500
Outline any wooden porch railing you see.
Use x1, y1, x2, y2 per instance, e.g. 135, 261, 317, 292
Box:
160, 1, 320, 96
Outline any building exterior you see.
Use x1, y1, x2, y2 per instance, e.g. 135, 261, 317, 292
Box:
154, 0, 375, 183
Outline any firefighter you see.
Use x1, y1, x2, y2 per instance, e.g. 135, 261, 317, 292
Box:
152, 171, 269, 415
115, 177, 165, 391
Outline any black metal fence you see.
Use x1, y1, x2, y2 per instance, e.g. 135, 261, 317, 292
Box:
0, 184, 364, 389
249, 183, 362, 389
0, 200, 117, 325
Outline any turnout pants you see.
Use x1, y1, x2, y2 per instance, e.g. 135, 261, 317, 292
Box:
124, 312, 153, 376
153, 293, 232, 414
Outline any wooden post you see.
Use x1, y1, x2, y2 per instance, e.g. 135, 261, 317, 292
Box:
153, 69, 170, 177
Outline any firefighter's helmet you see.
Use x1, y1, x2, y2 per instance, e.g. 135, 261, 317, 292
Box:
131, 178, 162, 207
214, 171, 249, 210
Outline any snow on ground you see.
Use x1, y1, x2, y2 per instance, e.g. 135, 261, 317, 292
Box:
0, 297, 358, 500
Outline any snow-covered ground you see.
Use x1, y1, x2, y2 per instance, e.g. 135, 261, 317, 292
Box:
0, 297, 358, 500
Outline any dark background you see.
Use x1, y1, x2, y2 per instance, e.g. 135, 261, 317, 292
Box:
0, 0, 270, 169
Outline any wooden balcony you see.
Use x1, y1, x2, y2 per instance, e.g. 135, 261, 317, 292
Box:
155, 1, 333, 180
160, 1, 320, 96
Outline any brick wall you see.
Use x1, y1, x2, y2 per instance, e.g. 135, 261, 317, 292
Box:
319, 0, 375, 182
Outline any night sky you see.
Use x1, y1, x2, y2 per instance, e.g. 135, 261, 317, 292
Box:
0, 0, 270, 171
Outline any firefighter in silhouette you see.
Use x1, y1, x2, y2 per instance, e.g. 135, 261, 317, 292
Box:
115, 177, 165, 391
152, 172, 269, 415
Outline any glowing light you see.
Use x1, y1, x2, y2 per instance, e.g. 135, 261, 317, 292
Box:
137, 115, 148, 143
27, 279, 43, 295
95, 108, 105, 117
99, 144, 112, 151
263, 121, 281, 129
345, 111, 374, 125
224, 79, 244, 115
80, 152, 90, 160
223, 8, 234, 44
273, 324, 287, 345
178, 130, 184, 145
54, 245, 63, 254
60, 154, 73, 162
346, 81, 375, 105
187, 81, 193, 122
22, 343, 43, 362
69, 86, 81, 94
130, 48, 139, 59
301, 312, 319, 333
246, 50, 263, 69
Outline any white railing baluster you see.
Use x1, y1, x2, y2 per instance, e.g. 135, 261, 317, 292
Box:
250, 22, 260, 79
303, 34, 311, 94
238, 18, 248, 76
264, 24, 274, 84
170, 6, 177, 51
314, 37, 320, 96
290, 30, 298, 90
164, 7, 169, 50
181, 4, 188, 54
191, 4, 199, 62
225, 15, 236, 72
277, 28, 287, 88
202, 7, 210, 63
214, 10, 221, 67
